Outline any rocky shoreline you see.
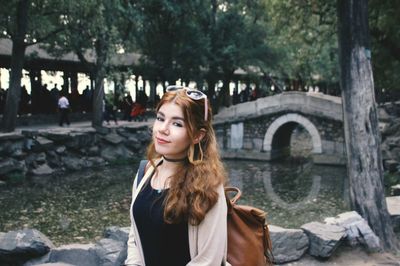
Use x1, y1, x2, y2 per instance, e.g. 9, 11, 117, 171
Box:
0, 210, 397, 266
0, 122, 152, 184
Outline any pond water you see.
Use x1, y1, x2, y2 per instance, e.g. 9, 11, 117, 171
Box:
0, 159, 349, 246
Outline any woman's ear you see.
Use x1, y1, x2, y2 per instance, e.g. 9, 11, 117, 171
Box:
193, 129, 206, 144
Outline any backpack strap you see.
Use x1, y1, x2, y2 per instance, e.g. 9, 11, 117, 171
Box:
136, 159, 149, 188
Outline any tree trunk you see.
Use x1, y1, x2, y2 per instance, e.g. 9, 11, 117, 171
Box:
91, 39, 107, 128
1, 0, 28, 132
337, 0, 399, 251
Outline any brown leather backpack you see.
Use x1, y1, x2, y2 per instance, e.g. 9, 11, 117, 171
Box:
225, 187, 273, 266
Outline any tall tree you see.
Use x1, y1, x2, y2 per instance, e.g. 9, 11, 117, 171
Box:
48, 0, 125, 128
129, 0, 208, 88
265, 0, 339, 92
0, 0, 62, 132
203, 0, 274, 108
337, 0, 398, 251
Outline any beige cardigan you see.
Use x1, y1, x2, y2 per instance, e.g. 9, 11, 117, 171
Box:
125, 159, 230, 266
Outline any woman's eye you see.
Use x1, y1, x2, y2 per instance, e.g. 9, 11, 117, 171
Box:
173, 122, 183, 127
156, 116, 164, 121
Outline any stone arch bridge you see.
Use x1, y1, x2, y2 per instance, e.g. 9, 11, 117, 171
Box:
213, 91, 345, 165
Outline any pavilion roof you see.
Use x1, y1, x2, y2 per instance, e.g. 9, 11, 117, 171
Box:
0, 38, 142, 72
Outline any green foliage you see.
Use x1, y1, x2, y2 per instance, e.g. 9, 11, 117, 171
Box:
126, 0, 209, 83
265, 0, 400, 93
0, 0, 62, 43
265, 0, 339, 88
2, 0, 398, 98
369, 0, 400, 91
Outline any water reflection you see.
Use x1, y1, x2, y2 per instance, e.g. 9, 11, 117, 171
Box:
0, 159, 349, 245
224, 159, 349, 228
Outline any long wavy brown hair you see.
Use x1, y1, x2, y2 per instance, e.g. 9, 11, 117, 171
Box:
146, 89, 227, 225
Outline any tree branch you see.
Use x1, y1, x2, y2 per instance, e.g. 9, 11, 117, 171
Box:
25, 27, 65, 46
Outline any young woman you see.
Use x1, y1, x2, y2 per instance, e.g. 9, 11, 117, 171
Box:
125, 86, 229, 266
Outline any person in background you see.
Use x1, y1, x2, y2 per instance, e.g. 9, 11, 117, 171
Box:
103, 98, 118, 125
125, 86, 229, 266
58, 92, 70, 127
123, 92, 133, 121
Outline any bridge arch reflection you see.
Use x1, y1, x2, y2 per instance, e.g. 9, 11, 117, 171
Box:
263, 113, 322, 159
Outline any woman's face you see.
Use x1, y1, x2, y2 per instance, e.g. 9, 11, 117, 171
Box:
153, 102, 192, 159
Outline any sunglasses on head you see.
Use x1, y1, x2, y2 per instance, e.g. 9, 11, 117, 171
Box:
166, 85, 208, 121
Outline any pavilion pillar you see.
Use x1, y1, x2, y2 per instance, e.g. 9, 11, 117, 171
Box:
233, 79, 239, 105
70, 72, 78, 95
29, 69, 42, 114
62, 71, 70, 95
135, 75, 139, 102
196, 79, 204, 91
149, 79, 157, 108
90, 74, 95, 90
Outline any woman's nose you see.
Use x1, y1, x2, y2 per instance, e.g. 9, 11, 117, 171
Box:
158, 121, 169, 134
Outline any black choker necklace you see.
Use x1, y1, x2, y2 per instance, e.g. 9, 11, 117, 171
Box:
163, 156, 187, 162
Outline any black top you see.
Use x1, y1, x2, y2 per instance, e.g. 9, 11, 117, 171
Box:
132, 177, 191, 266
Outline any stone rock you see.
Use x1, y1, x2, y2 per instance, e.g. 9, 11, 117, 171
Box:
382, 121, 400, 138
9, 140, 25, 155
325, 211, 381, 252
95, 238, 126, 266
384, 159, 399, 173
62, 156, 83, 171
24, 244, 98, 266
12, 148, 26, 159
103, 133, 124, 145
79, 157, 95, 168
0, 229, 54, 266
32, 164, 54, 176
385, 137, 400, 148
88, 146, 100, 156
41, 132, 71, 142
301, 221, 345, 258
46, 151, 62, 167
32, 263, 76, 266
32, 137, 54, 152
35, 136, 54, 146
387, 196, 400, 216
391, 184, 400, 196
269, 225, 309, 263
64, 133, 94, 149
136, 131, 152, 142
101, 145, 133, 162
125, 136, 142, 151
35, 152, 47, 164
379, 122, 389, 132
95, 127, 110, 135
115, 130, 135, 139
378, 108, 391, 122
391, 147, 400, 160
381, 143, 392, 161
25, 153, 38, 168
87, 157, 106, 166
0, 158, 26, 176
21, 130, 39, 138
386, 196, 400, 230
103, 226, 130, 243
0, 140, 15, 155
55, 146, 67, 154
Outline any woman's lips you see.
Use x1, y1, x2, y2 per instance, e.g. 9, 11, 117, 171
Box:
156, 137, 170, 144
